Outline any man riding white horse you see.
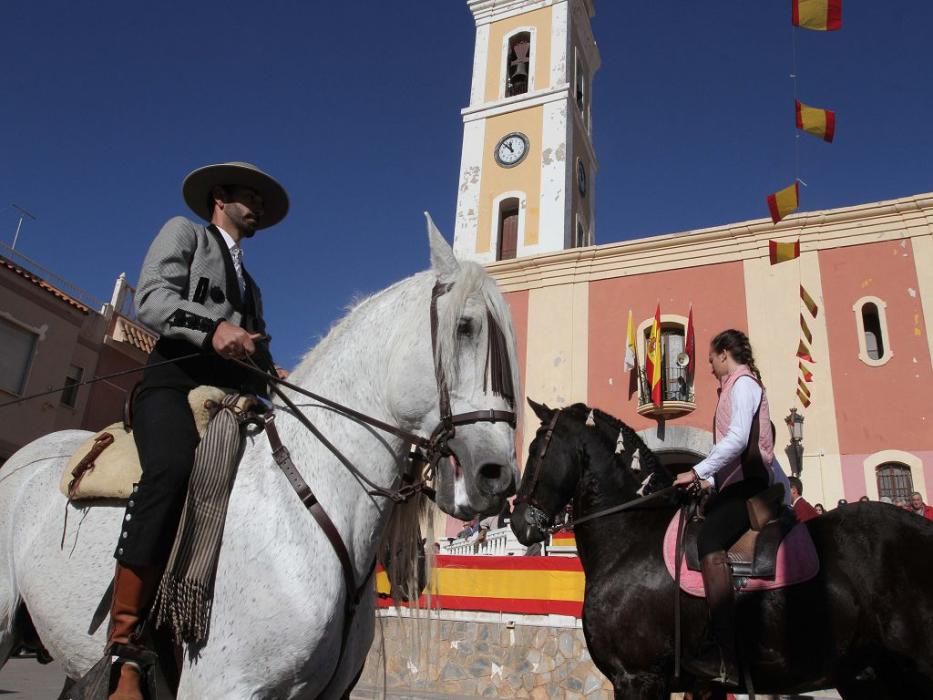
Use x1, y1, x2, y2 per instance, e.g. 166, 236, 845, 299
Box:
108, 162, 289, 700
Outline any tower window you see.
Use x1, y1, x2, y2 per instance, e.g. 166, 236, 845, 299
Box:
574, 48, 589, 128
497, 198, 520, 261
862, 303, 883, 360
505, 33, 531, 97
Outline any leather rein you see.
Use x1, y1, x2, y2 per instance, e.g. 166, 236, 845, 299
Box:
232, 280, 516, 691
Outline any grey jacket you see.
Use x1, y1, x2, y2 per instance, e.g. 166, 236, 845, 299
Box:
136, 216, 267, 349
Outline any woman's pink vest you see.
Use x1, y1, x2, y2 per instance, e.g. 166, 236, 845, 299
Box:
713, 366, 774, 490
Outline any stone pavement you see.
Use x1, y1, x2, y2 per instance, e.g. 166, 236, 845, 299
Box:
0, 653, 68, 698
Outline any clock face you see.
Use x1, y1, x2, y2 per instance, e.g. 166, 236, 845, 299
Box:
577, 159, 587, 196
495, 133, 529, 167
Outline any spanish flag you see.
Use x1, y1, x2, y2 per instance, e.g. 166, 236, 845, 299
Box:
685, 304, 696, 383
800, 285, 819, 317
796, 100, 836, 143
797, 388, 812, 408
800, 314, 813, 344
798, 378, 811, 398
769, 239, 800, 265
797, 339, 814, 363
793, 0, 842, 31
767, 182, 800, 224
645, 304, 662, 407
799, 361, 814, 383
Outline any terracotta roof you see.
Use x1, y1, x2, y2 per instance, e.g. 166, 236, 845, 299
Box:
0, 255, 90, 313
114, 316, 158, 354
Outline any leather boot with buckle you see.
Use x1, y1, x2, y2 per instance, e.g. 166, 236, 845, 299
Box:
696, 550, 740, 688
107, 562, 160, 700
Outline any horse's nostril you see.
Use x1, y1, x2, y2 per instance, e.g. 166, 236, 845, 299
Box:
479, 463, 503, 481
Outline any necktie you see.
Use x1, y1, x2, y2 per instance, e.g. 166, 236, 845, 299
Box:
230, 246, 246, 297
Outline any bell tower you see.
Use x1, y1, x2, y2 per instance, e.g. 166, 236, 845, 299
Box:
454, 0, 600, 263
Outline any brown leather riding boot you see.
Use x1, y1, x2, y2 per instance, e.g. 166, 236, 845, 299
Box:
107, 562, 160, 700
700, 550, 740, 687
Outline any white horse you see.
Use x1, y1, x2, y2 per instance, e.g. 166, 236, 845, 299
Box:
0, 216, 520, 699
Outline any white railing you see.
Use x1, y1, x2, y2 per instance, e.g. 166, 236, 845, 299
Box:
442, 526, 528, 556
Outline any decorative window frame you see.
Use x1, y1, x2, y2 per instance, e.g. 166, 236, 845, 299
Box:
0, 313, 41, 397
499, 27, 537, 99
490, 191, 526, 260
863, 449, 926, 501
634, 313, 695, 416
852, 295, 893, 367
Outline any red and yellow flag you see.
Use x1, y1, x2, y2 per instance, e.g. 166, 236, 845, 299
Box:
796, 100, 836, 143
800, 314, 813, 344
793, 0, 842, 31
800, 285, 819, 317
645, 304, 662, 407
799, 361, 814, 382
798, 378, 811, 398
685, 304, 696, 384
797, 339, 814, 363
767, 182, 800, 224
797, 388, 812, 408
769, 239, 800, 265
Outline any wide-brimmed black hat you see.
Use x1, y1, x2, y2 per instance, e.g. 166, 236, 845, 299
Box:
182, 161, 289, 229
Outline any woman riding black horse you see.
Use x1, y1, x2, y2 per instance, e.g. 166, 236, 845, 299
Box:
511, 400, 933, 698
671, 329, 774, 686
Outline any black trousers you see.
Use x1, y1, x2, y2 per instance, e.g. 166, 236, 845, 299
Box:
698, 478, 769, 558
114, 387, 200, 568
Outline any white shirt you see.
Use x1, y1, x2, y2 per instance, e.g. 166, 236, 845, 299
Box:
694, 376, 763, 482
216, 225, 246, 297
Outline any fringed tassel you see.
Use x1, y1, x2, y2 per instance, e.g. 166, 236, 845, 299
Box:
484, 309, 515, 405
154, 574, 213, 646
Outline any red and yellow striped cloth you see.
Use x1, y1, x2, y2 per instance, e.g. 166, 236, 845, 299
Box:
376, 555, 585, 617
767, 182, 799, 224
796, 100, 836, 142
769, 239, 800, 265
793, 0, 842, 31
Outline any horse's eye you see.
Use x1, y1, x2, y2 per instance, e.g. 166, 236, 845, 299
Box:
457, 318, 474, 337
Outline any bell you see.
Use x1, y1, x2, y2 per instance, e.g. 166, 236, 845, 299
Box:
509, 60, 529, 79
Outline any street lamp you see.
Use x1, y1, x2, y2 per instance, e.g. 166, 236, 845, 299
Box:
785, 407, 805, 476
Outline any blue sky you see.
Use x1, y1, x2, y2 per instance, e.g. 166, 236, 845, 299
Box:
2, 1, 931, 367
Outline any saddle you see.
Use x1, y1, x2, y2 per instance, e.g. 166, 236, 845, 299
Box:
60, 386, 254, 501
684, 484, 795, 579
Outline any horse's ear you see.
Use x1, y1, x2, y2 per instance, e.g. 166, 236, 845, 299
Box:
527, 397, 551, 422
425, 212, 460, 281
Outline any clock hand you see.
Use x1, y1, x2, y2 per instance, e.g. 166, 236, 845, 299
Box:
506, 143, 514, 152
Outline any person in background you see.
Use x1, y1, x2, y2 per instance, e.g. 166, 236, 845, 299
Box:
910, 492, 933, 520
814, 503, 825, 515
858, 495, 871, 503
788, 476, 819, 523
894, 496, 910, 511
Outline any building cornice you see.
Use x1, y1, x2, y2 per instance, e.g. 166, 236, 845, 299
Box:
468, 0, 561, 25
487, 192, 933, 292
462, 84, 570, 122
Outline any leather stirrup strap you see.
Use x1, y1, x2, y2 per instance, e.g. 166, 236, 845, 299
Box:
673, 505, 688, 680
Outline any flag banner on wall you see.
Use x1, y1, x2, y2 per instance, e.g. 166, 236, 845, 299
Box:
685, 304, 696, 383
798, 378, 811, 397
624, 310, 636, 372
769, 239, 800, 264
645, 304, 663, 407
799, 361, 814, 382
792, 0, 842, 31
800, 284, 819, 317
797, 339, 814, 362
796, 100, 836, 142
797, 387, 812, 408
767, 182, 800, 223
800, 314, 813, 343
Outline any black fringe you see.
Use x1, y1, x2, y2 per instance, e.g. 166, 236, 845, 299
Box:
484, 309, 515, 406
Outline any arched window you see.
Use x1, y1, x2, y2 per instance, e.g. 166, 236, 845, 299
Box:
505, 32, 531, 97
853, 296, 892, 366
876, 462, 913, 501
497, 197, 520, 261
635, 315, 695, 413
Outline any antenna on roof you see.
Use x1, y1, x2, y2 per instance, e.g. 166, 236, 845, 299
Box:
10, 204, 36, 250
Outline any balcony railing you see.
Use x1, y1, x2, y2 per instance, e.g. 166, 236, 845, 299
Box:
637, 366, 696, 418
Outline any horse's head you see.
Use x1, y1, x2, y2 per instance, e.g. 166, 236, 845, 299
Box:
388, 215, 520, 520
511, 399, 671, 546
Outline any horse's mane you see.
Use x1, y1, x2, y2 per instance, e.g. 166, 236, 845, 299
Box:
557, 403, 673, 493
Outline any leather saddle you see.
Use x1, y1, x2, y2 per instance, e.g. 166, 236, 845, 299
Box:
684, 484, 796, 580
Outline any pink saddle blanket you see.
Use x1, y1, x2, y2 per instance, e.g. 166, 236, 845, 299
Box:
662, 511, 820, 597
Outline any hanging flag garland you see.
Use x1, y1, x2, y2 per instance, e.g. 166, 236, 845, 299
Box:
769, 239, 801, 264
799, 361, 814, 382
800, 285, 819, 317
800, 314, 813, 343
792, 0, 842, 32
767, 182, 800, 224
796, 339, 814, 363
797, 388, 812, 408
796, 100, 836, 143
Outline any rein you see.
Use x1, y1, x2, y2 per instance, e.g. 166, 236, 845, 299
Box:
569, 486, 678, 527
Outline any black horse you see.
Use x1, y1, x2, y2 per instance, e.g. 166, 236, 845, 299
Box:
511, 400, 933, 699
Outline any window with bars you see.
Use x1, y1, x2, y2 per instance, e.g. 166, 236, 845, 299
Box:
0, 318, 38, 395
876, 462, 913, 501
639, 324, 694, 405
